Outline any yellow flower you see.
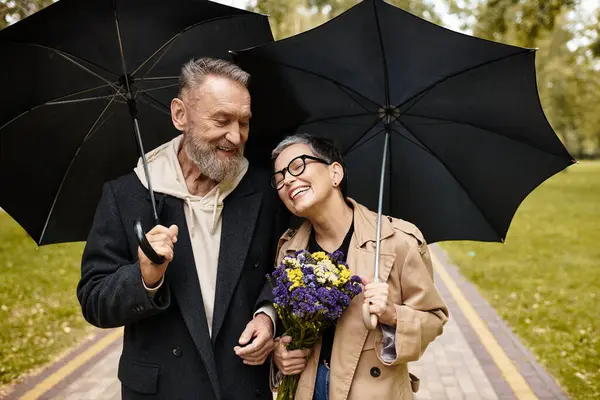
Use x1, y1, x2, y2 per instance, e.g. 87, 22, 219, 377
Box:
312, 251, 328, 262
287, 268, 305, 290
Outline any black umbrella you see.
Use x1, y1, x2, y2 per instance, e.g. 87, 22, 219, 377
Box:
234, 0, 574, 328
0, 0, 273, 262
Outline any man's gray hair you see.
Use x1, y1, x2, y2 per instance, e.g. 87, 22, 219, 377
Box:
179, 57, 250, 96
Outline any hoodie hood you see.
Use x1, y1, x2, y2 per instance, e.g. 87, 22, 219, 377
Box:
134, 135, 249, 234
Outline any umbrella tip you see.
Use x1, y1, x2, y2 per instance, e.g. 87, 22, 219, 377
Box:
571, 159, 579, 164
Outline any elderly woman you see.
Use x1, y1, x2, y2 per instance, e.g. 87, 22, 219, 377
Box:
269, 133, 449, 400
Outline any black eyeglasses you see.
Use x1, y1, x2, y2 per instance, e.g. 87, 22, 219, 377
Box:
271, 154, 330, 190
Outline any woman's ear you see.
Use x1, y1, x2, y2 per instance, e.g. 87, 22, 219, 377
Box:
330, 162, 345, 187
171, 98, 187, 132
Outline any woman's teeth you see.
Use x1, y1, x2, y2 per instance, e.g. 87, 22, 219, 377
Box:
292, 186, 310, 199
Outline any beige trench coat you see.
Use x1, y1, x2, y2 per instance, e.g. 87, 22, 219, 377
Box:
273, 199, 449, 400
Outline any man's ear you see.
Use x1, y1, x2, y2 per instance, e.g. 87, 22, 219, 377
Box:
171, 98, 187, 132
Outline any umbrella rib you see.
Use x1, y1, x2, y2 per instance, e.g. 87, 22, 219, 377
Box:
21, 44, 124, 98
135, 39, 178, 80
343, 117, 384, 155
398, 49, 534, 114
372, 0, 390, 107
134, 76, 179, 81
346, 126, 386, 157
46, 95, 128, 105
402, 112, 571, 160
113, 0, 132, 93
136, 93, 172, 117
245, 55, 382, 109
301, 112, 376, 127
47, 83, 119, 102
39, 87, 123, 244
0, 84, 124, 133
388, 126, 432, 154
335, 85, 375, 113
17, 42, 119, 81
391, 122, 504, 240
131, 14, 256, 78
133, 83, 180, 94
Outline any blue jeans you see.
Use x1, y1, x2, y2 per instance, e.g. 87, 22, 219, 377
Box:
314, 363, 330, 400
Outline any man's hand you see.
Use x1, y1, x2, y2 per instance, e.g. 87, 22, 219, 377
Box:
138, 224, 178, 287
273, 336, 312, 376
234, 313, 274, 365
362, 277, 397, 327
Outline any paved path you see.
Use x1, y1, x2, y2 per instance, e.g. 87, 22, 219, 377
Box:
4, 246, 568, 400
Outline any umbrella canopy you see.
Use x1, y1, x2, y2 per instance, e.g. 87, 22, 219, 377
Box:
0, 0, 273, 245
234, 0, 574, 245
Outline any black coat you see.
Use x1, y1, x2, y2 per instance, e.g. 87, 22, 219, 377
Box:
77, 166, 287, 400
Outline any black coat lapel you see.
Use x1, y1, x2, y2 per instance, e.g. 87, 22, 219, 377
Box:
161, 197, 221, 399
211, 175, 262, 343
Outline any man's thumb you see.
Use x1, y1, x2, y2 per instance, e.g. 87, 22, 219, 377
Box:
360, 276, 370, 286
238, 327, 254, 345
168, 225, 179, 241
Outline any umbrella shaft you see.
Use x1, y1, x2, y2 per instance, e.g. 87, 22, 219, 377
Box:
374, 129, 390, 282
133, 117, 160, 225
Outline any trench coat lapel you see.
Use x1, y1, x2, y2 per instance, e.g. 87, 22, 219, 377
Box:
329, 200, 397, 400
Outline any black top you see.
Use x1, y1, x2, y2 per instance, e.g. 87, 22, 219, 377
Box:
307, 215, 355, 366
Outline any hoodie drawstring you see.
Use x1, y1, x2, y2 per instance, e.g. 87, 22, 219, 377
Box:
185, 196, 194, 237
211, 186, 220, 234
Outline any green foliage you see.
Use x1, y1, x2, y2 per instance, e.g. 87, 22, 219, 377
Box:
0, 0, 54, 29
254, 0, 442, 40
473, 0, 578, 47
0, 212, 93, 389
441, 161, 600, 399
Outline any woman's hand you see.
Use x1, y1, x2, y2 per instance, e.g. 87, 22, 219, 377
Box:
273, 336, 313, 376
362, 277, 397, 327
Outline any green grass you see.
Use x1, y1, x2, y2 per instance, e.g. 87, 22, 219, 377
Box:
441, 161, 600, 400
0, 213, 93, 389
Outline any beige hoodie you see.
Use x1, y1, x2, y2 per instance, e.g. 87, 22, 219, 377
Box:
134, 135, 248, 336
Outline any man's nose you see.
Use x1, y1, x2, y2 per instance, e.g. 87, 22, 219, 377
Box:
226, 124, 243, 147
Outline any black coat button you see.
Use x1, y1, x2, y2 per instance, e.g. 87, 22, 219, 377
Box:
255, 388, 262, 396
370, 367, 381, 378
172, 346, 182, 357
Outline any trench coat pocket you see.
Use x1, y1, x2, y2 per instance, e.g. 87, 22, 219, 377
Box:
118, 356, 159, 394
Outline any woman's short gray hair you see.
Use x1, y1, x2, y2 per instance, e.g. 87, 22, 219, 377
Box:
179, 57, 249, 96
271, 133, 338, 163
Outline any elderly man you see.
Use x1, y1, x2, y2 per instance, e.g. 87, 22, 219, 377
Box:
77, 57, 287, 400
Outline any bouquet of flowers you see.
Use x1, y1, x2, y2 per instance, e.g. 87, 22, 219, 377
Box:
268, 249, 363, 400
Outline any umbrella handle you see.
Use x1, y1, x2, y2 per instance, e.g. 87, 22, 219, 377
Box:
362, 302, 379, 331
134, 220, 166, 265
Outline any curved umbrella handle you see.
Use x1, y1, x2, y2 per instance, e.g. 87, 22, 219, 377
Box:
134, 220, 166, 265
362, 302, 379, 331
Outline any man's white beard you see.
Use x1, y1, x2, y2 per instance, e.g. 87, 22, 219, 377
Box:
183, 127, 244, 183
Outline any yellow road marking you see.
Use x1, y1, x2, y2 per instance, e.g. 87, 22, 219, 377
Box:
20, 328, 123, 400
431, 250, 538, 400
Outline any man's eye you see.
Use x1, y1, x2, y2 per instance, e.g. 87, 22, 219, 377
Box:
240, 121, 250, 127
215, 119, 228, 126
